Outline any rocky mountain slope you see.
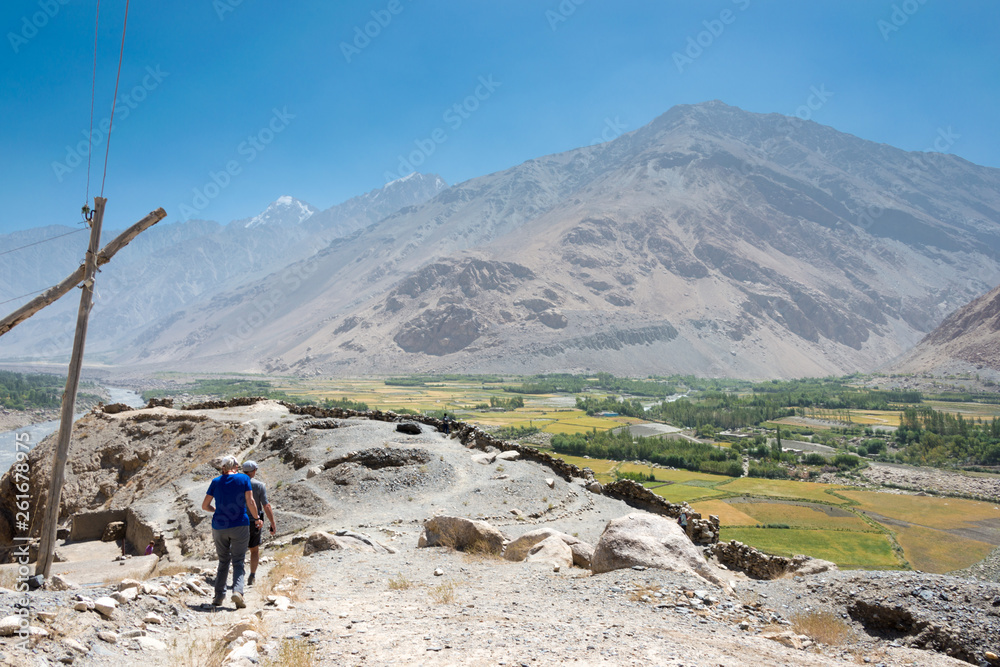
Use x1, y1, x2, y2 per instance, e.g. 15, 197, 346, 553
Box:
0, 174, 446, 362
888, 283, 1000, 377
0, 400, 996, 665
119, 101, 1000, 378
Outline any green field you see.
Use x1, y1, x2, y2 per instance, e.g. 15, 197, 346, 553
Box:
717, 477, 851, 504
732, 502, 876, 532
720, 527, 901, 569
647, 484, 728, 503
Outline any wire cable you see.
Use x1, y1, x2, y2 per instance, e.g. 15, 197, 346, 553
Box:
0, 228, 87, 258
0, 287, 55, 307
85, 0, 101, 206
100, 0, 129, 197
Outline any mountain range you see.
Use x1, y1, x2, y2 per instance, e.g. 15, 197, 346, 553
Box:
3, 101, 1000, 379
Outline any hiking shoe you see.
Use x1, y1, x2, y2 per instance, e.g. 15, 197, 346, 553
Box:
211, 596, 225, 607
247, 573, 255, 586
231, 592, 246, 609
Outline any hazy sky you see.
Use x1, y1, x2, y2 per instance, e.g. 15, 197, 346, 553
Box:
1, 1, 997, 235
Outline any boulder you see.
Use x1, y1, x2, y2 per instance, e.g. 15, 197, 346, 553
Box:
135, 636, 167, 651
302, 530, 392, 556
0, 616, 24, 637
418, 516, 506, 554
496, 450, 519, 461
590, 513, 729, 590
49, 575, 78, 591
586, 481, 603, 494
224, 639, 258, 664
504, 528, 593, 568
395, 423, 422, 435
525, 536, 573, 568
471, 453, 496, 465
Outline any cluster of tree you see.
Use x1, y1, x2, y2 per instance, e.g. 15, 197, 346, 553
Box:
575, 395, 646, 418
384, 374, 504, 387
494, 424, 540, 439
0, 371, 65, 410
893, 406, 1000, 467
501, 373, 680, 397
550, 428, 742, 477
648, 393, 795, 430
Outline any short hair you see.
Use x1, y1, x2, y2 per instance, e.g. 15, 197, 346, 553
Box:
242, 460, 258, 473
216, 455, 239, 472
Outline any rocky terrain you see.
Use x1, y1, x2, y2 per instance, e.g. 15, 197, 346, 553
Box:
100, 101, 1000, 379
0, 399, 997, 665
890, 283, 1000, 380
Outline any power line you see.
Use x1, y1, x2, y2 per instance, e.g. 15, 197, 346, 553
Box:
85, 0, 101, 206
0, 228, 87, 258
0, 287, 55, 307
100, 0, 129, 197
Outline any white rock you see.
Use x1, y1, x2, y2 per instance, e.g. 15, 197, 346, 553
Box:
0, 616, 25, 637
143, 612, 164, 625
63, 637, 88, 654
525, 535, 574, 569
135, 636, 167, 651
97, 630, 118, 644
306, 466, 322, 479
545, 478, 555, 488
224, 639, 258, 664
273, 596, 291, 611
433, 568, 444, 576
471, 452, 496, 465
223, 621, 258, 642
50, 574, 79, 591
35, 611, 57, 623
241, 630, 264, 643
496, 450, 519, 461
93, 596, 118, 617
118, 578, 143, 591
112, 587, 139, 604
73, 601, 93, 612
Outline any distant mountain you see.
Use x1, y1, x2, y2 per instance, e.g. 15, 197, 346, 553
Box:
0, 175, 447, 362
888, 284, 1000, 378
238, 196, 317, 228
117, 101, 1000, 378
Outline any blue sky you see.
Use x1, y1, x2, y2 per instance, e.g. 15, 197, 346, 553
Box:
1, 1, 997, 235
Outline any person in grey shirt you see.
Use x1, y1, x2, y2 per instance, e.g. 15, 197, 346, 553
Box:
241, 460, 276, 586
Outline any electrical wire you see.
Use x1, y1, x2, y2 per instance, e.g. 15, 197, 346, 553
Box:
85, 0, 101, 206
99, 0, 129, 198
0, 228, 87, 258
0, 287, 54, 307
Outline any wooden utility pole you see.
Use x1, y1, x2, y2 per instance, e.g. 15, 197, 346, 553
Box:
0, 206, 166, 337
35, 197, 105, 577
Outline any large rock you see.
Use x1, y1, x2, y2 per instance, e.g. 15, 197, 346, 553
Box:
302, 530, 393, 556
525, 535, 573, 568
590, 513, 729, 589
504, 528, 593, 568
418, 516, 506, 554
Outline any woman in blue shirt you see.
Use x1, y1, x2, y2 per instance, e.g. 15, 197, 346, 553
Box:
202, 456, 263, 608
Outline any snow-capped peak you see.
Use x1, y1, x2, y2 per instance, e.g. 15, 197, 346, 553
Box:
243, 196, 317, 228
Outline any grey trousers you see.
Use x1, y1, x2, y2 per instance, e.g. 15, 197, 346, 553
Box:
212, 525, 250, 598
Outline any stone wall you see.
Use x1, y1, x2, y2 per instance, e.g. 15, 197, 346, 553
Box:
708, 540, 802, 579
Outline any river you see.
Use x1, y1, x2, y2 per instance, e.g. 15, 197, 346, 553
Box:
0, 387, 145, 474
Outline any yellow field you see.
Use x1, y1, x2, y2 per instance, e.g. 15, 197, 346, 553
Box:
690, 499, 758, 526
647, 484, 727, 503
552, 455, 617, 474
732, 503, 875, 532
717, 477, 851, 504
839, 490, 1000, 530
889, 523, 997, 573
924, 400, 1000, 420
720, 528, 901, 569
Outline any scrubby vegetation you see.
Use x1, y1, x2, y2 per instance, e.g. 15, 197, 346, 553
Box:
0, 370, 102, 410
